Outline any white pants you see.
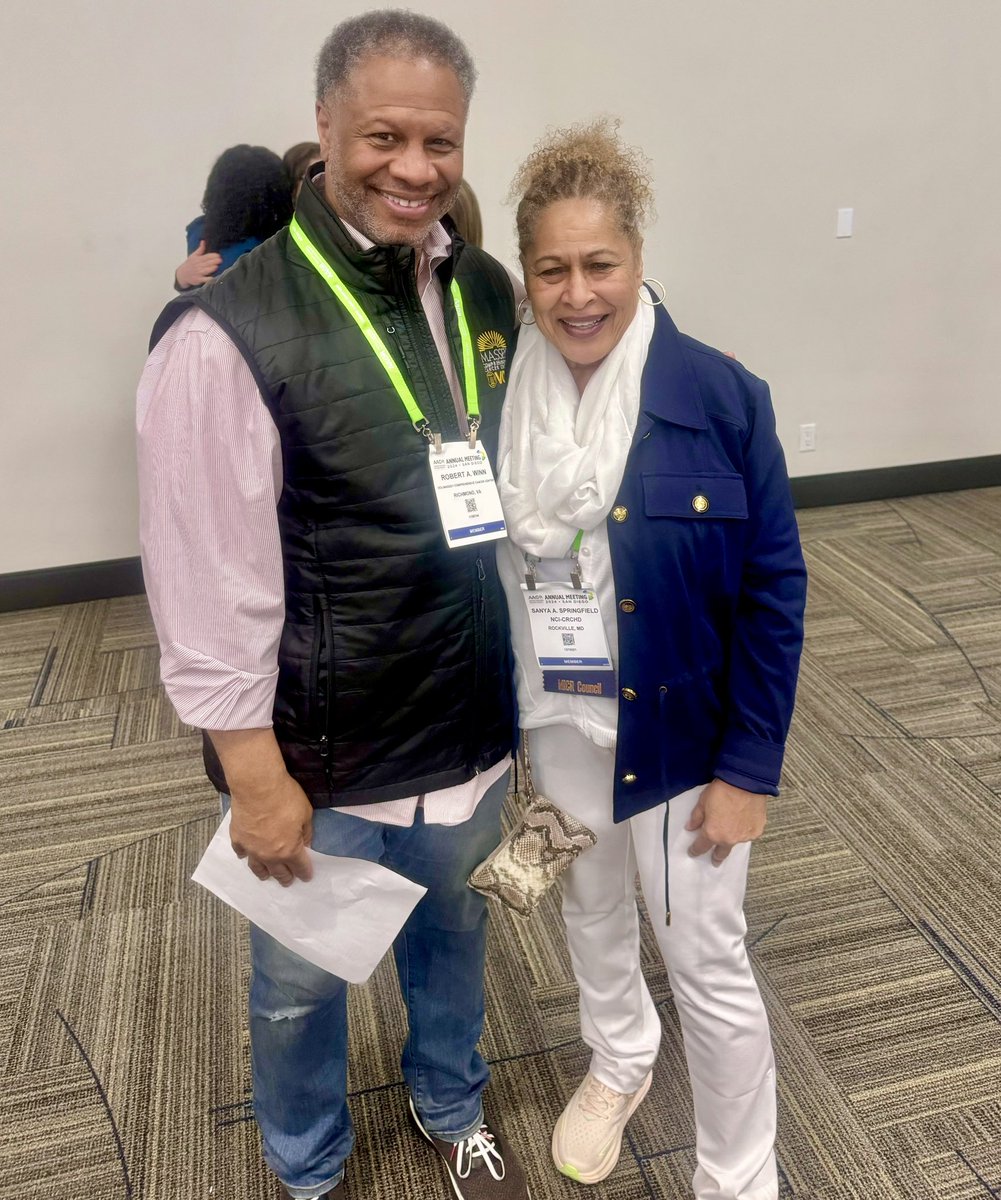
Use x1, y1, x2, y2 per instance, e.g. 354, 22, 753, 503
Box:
532, 725, 778, 1200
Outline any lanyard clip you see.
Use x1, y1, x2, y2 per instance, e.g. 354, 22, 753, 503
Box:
467, 418, 479, 450
524, 554, 538, 591
569, 528, 585, 590
420, 422, 443, 453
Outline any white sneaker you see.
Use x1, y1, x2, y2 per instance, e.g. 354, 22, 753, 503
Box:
551, 1070, 653, 1184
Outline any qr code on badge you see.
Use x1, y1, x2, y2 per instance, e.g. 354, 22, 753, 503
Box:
464, 497, 478, 516
562, 632, 576, 648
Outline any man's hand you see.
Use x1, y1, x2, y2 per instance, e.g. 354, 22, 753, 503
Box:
686, 778, 767, 867
230, 772, 314, 886
175, 240, 222, 289
207, 728, 314, 886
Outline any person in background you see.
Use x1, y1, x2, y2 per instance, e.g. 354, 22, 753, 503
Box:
283, 140, 323, 200
139, 11, 527, 1199
450, 178, 483, 247
497, 119, 807, 1199
173, 144, 293, 290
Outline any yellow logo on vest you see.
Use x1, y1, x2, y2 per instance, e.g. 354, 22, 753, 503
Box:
476, 331, 507, 388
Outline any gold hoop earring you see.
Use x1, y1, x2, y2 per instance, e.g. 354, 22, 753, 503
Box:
517, 296, 536, 325
639, 278, 666, 306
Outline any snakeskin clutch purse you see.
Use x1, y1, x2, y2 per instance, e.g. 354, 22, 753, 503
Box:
468, 735, 598, 917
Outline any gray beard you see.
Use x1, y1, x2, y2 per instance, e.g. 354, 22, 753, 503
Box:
321, 170, 452, 249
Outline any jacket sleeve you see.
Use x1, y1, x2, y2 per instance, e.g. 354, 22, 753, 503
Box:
713, 379, 807, 794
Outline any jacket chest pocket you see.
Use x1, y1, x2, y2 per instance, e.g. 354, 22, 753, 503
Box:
641, 472, 748, 520
640, 472, 748, 598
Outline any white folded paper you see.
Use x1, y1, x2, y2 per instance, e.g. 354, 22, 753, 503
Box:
192, 812, 427, 984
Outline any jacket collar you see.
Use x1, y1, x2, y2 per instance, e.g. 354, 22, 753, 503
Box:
637, 300, 707, 432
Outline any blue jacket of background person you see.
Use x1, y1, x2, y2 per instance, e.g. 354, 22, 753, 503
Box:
185, 215, 262, 276
608, 301, 807, 822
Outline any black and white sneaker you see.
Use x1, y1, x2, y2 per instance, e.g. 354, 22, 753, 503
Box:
409, 1096, 530, 1199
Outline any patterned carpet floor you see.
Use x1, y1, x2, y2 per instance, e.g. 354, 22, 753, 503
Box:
2, 487, 1001, 1199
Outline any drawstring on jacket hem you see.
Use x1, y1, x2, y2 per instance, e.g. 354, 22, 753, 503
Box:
662, 804, 672, 925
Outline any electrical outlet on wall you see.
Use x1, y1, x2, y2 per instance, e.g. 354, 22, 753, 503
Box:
799, 423, 817, 452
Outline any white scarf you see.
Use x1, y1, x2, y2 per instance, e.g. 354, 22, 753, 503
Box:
498, 302, 655, 559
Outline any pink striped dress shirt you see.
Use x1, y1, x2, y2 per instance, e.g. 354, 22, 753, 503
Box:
137, 213, 511, 826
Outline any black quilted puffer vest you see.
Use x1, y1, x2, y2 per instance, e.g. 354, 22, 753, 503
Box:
151, 174, 517, 806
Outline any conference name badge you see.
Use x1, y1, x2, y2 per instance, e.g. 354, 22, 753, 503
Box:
521, 583, 617, 698
428, 442, 507, 549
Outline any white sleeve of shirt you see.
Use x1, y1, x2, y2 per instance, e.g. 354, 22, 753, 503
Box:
137, 307, 284, 730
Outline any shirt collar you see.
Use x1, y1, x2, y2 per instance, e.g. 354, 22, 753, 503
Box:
340, 216, 452, 275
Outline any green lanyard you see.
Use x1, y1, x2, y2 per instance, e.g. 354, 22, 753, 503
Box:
289, 217, 480, 442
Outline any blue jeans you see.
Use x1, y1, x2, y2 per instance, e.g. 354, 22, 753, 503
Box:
243, 776, 506, 1197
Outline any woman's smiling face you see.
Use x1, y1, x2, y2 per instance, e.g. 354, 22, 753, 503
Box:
524, 197, 643, 393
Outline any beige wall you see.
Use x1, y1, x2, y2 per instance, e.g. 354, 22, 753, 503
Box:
1, 0, 998, 574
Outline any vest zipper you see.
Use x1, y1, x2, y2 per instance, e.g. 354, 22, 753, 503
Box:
315, 594, 335, 785
393, 254, 461, 440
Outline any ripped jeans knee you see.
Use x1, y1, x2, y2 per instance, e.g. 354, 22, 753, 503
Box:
248, 923, 349, 1024
261, 1001, 319, 1023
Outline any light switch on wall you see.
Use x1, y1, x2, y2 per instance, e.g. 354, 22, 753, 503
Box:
837, 208, 854, 238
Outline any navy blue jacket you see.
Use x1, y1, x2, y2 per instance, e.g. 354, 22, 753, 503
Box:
608, 304, 806, 822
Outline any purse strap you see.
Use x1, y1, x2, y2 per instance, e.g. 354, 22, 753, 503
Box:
519, 731, 537, 802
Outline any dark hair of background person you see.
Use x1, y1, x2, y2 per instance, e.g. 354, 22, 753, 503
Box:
201, 145, 294, 251
283, 141, 322, 194
315, 8, 477, 104
449, 179, 482, 247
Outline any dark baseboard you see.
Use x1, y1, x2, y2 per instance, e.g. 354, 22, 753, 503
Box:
790, 454, 1001, 509
2, 456, 999, 611
0, 556, 145, 614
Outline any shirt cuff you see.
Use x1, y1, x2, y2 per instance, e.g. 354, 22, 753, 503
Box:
160, 643, 277, 729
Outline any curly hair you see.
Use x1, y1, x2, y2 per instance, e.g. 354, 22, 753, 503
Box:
315, 10, 476, 104
200, 145, 294, 252
510, 118, 655, 258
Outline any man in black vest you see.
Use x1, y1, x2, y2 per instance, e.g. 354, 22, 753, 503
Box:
138, 11, 526, 1199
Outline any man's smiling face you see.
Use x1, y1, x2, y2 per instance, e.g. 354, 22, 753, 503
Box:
316, 54, 466, 248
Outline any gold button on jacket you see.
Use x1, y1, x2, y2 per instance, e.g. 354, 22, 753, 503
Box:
622, 772, 638, 784
619, 599, 636, 613
621, 687, 638, 701
611, 505, 629, 522
691, 494, 710, 514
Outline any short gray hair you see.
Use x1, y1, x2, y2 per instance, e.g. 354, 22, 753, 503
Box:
315, 10, 477, 105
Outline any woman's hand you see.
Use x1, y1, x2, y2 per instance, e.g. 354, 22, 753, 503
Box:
686, 778, 767, 866
175, 240, 222, 289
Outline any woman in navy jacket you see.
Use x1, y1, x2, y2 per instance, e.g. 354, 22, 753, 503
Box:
497, 120, 806, 1200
